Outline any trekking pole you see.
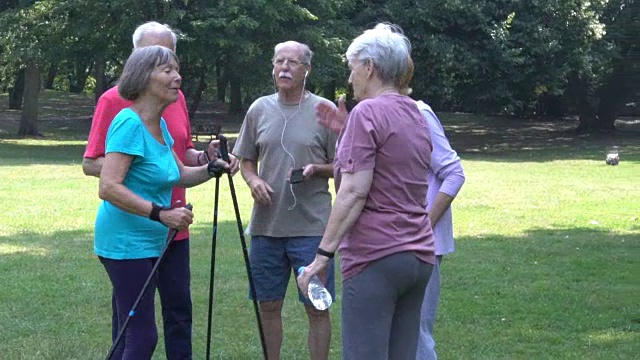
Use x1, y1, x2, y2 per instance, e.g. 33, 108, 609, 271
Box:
216, 134, 268, 359
105, 203, 192, 360
205, 160, 223, 360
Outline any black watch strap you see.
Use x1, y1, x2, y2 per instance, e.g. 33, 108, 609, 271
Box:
317, 247, 335, 259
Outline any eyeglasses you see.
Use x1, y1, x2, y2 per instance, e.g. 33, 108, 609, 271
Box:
273, 58, 306, 67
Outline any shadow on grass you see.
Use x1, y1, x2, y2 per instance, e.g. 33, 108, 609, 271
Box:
442, 226, 638, 357
0, 229, 92, 256
0, 142, 86, 166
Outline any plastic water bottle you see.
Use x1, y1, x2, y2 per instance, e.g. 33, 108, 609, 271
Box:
297, 266, 332, 310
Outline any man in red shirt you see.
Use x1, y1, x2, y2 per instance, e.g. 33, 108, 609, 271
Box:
83, 21, 237, 359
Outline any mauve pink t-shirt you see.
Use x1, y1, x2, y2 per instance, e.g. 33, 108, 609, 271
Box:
335, 93, 436, 280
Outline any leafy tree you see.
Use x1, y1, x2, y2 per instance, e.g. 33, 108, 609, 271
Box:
0, 1, 67, 136
2, 0, 634, 134
568, 0, 639, 131
173, 0, 356, 115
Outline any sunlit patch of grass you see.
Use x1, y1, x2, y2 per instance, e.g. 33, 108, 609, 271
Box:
0, 244, 49, 256
587, 329, 638, 345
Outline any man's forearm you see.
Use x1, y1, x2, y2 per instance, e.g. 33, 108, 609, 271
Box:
310, 163, 334, 178
184, 148, 206, 167
240, 159, 260, 185
82, 157, 104, 177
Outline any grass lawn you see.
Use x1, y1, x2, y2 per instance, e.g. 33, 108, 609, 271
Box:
0, 92, 638, 359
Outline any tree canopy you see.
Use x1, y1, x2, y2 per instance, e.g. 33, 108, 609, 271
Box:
1, 0, 637, 135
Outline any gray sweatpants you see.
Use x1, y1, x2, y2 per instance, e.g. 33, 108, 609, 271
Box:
416, 257, 441, 360
341, 251, 433, 360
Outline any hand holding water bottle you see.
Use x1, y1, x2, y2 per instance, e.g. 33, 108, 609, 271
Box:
297, 266, 332, 310
297, 257, 332, 311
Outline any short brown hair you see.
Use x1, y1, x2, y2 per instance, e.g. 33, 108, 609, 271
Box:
118, 45, 179, 101
398, 56, 414, 95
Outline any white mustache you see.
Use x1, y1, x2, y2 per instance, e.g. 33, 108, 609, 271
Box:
278, 72, 293, 79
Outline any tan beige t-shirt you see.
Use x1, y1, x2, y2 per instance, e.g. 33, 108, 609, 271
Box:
233, 93, 338, 237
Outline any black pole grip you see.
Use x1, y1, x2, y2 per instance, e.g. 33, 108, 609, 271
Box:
217, 134, 230, 163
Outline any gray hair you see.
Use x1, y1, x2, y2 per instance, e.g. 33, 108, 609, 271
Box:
273, 41, 313, 64
346, 23, 412, 87
132, 21, 177, 49
118, 45, 179, 101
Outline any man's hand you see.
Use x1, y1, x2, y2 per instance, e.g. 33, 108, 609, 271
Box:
247, 177, 274, 206
227, 154, 240, 175
205, 140, 240, 175
206, 140, 221, 161
316, 95, 348, 134
302, 164, 316, 179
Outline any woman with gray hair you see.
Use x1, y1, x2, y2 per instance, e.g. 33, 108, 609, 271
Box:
95, 45, 230, 359
298, 24, 436, 359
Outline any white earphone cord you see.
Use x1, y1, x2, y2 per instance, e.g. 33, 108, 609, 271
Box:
273, 71, 308, 210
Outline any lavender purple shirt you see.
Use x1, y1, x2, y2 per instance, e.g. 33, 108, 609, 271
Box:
416, 101, 466, 255
334, 94, 436, 281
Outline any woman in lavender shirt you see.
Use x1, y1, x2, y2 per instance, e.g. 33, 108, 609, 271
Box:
298, 23, 436, 360
415, 100, 466, 360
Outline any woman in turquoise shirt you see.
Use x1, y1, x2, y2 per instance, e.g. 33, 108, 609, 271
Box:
95, 45, 229, 359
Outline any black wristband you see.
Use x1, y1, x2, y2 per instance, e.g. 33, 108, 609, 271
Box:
317, 247, 334, 259
149, 203, 164, 223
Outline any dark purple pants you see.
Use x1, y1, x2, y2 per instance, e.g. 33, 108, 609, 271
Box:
101, 257, 159, 360
106, 239, 192, 360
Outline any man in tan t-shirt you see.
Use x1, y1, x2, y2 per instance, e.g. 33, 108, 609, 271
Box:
233, 40, 337, 360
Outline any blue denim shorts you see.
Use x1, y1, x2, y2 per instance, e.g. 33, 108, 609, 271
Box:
249, 236, 335, 305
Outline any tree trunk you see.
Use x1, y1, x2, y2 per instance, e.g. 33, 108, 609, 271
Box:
8, 69, 25, 110
18, 62, 41, 137
44, 64, 57, 90
94, 57, 107, 102
322, 80, 336, 101
592, 56, 638, 131
229, 73, 243, 114
69, 62, 92, 93
569, 73, 602, 133
595, 89, 622, 131
216, 63, 228, 103
188, 72, 208, 119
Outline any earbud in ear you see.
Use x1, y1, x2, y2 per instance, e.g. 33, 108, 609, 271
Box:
272, 70, 275, 77
305, 70, 309, 77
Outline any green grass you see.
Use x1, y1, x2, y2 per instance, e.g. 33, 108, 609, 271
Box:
0, 92, 638, 359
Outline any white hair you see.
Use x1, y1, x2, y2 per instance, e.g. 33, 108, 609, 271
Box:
345, 23, 411, 86
273, 41, 313, 64
132, 21, 177, 49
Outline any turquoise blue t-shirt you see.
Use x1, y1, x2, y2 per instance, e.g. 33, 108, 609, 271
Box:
94, 108, 180, 259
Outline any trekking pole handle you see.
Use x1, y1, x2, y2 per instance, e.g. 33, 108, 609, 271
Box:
217, 134, 230, 163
